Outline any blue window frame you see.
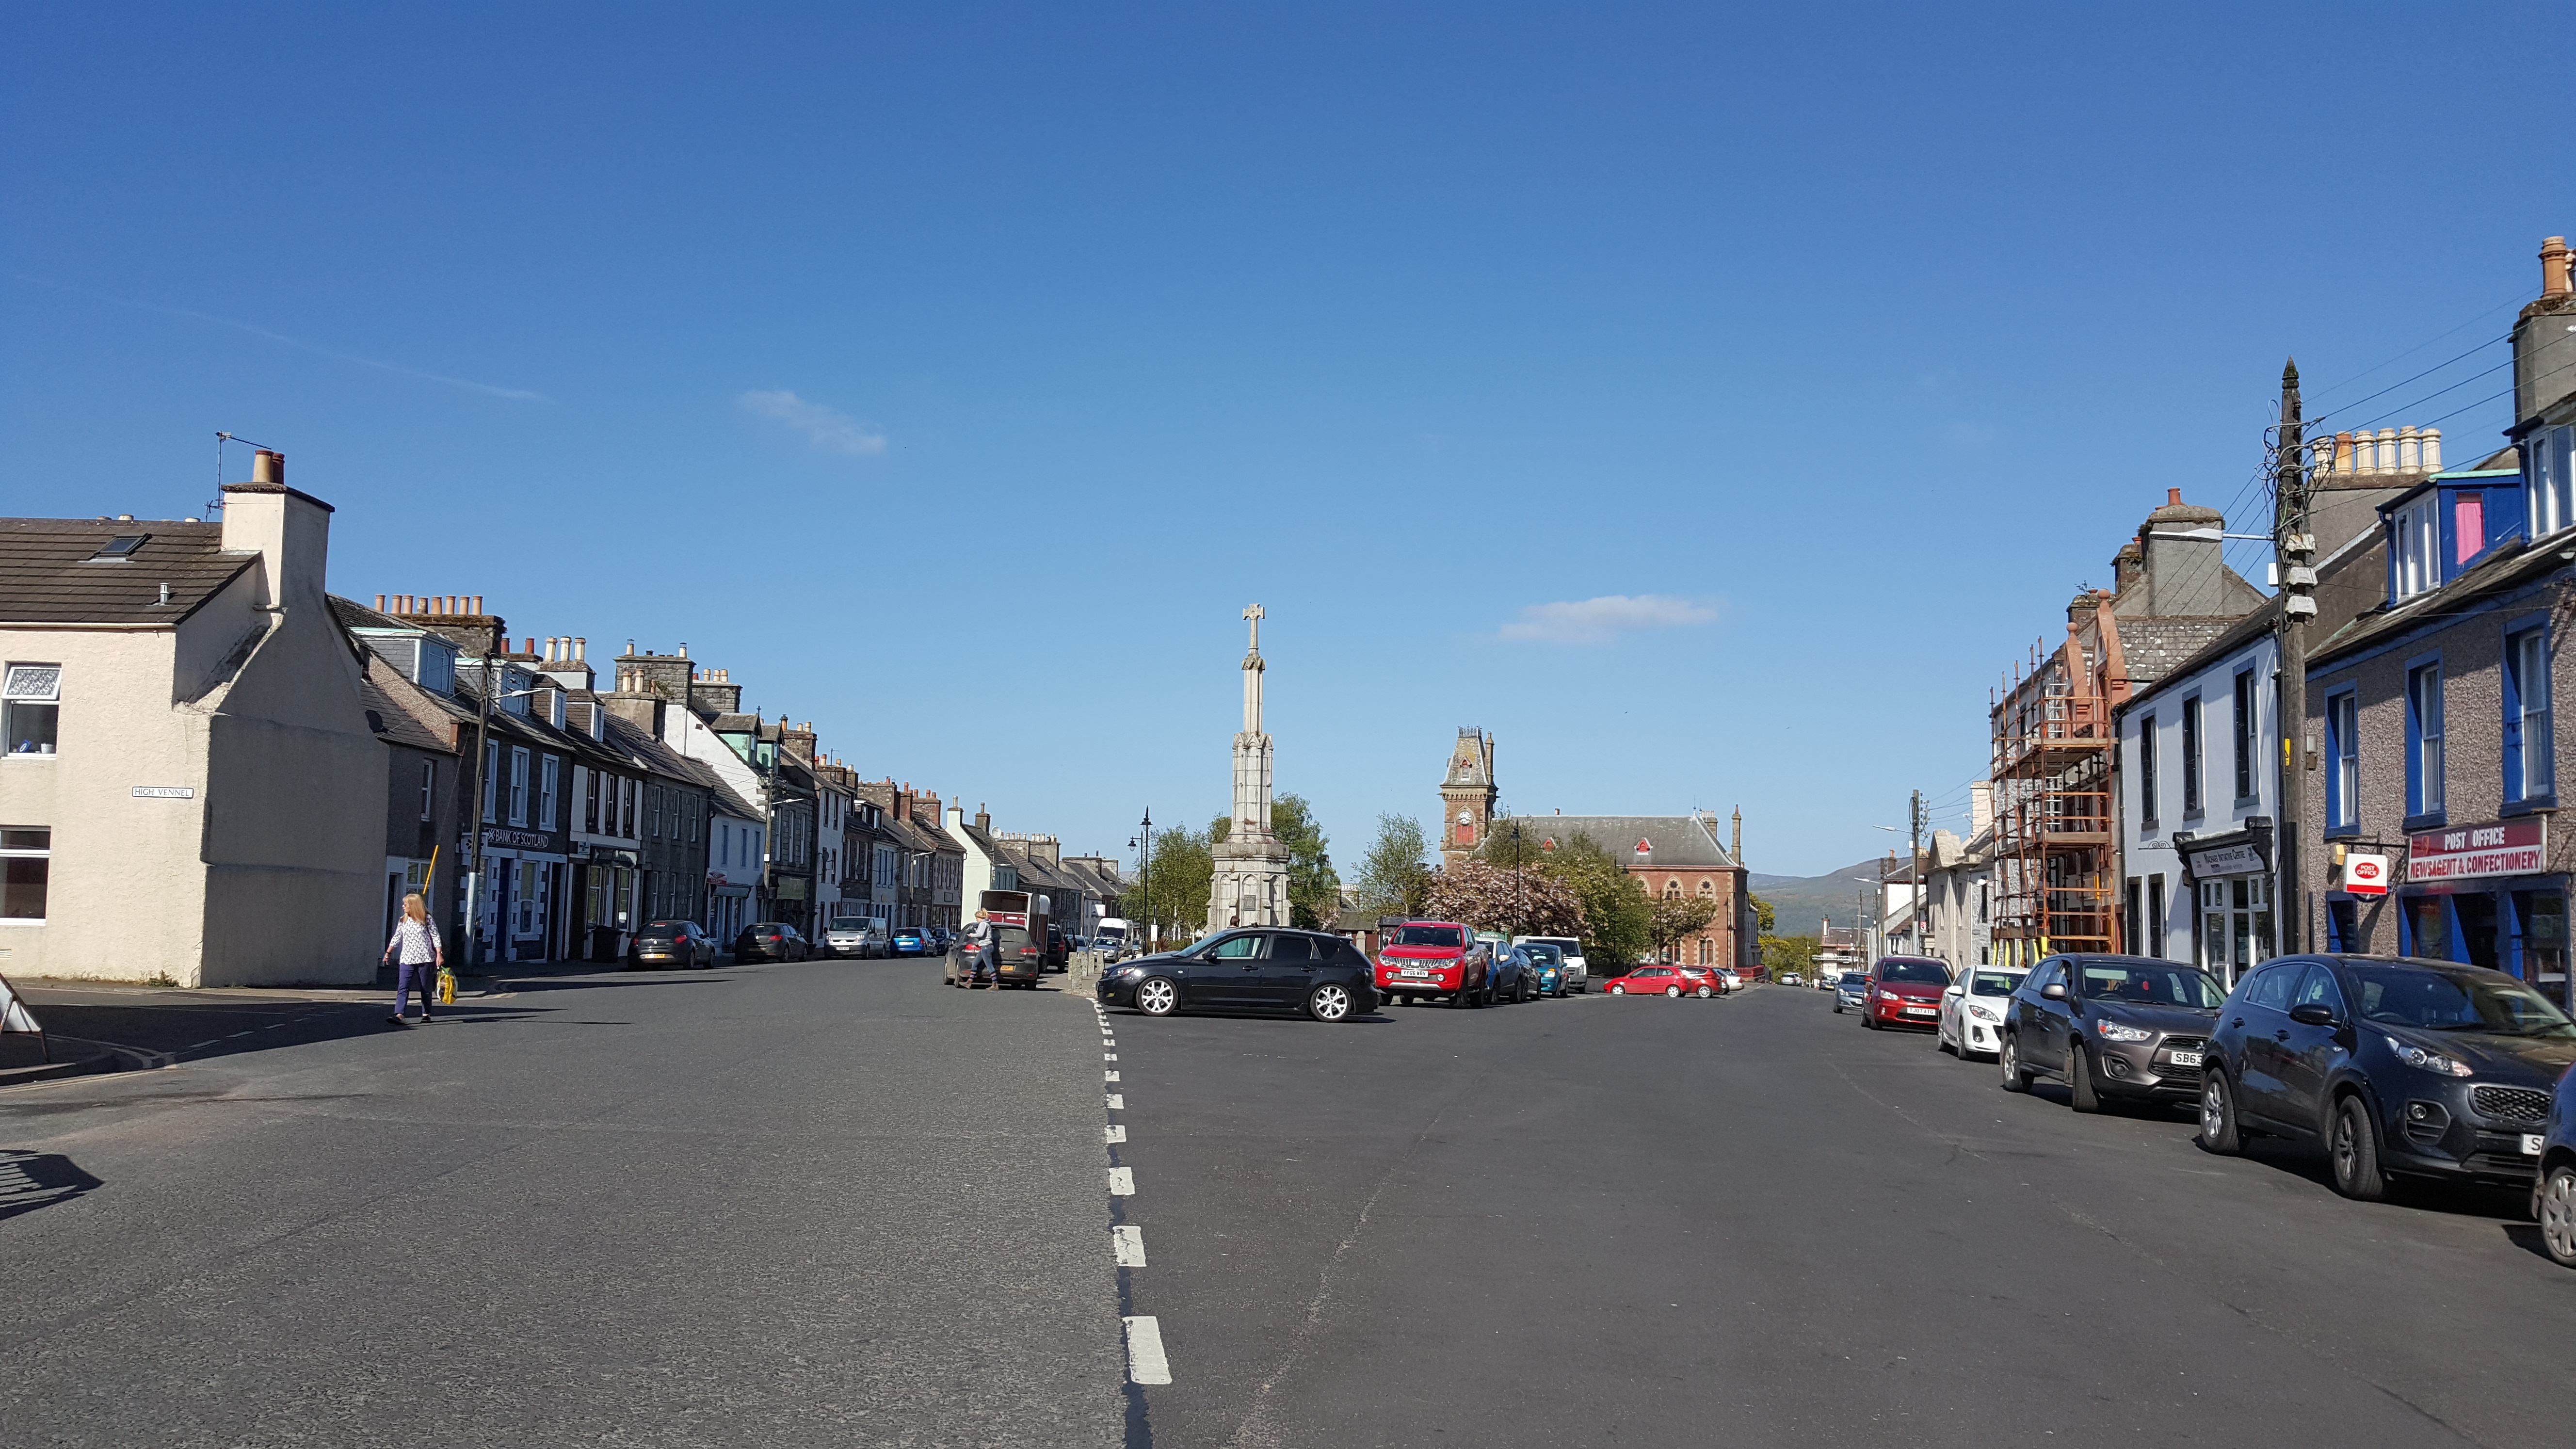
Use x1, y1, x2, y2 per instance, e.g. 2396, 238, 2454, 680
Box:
2506, 621, 2555, 807
2324, 686, 2359, 835
2405, 657, 2445, 826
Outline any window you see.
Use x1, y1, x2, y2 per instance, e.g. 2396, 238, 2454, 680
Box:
2407, 661, 2445, 820
3, 664, 61, 756
419, 760, 437, 822
1975, 882, 1988, 924
2392, 494, 2439, 600
2508, 627, 2554, 803
2455, 492, 2487, 564
584, 769, 599, 835
2232, 669, 2256, 802
483, 741, 499, 821
538, 757, 560, 831
507, 747, 530, 826
620, 778, 635, 838
2528, 423, 2574, 539
2137, 713, 2159, 826
0, 826, 48, 921
1697, 878, 1714, 897
2147, 874, 2168, 959
2327, 689, 2359, 830
648, 787, 662, 839
2181, 697, 2203, 813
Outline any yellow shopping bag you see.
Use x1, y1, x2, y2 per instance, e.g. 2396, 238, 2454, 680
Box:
436, 967, 457, 1005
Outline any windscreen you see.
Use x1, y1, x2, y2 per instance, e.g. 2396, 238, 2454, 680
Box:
1840, 972, 1868, 988
1392, 925, 1465, 949
1969, 970, 2022, 997
2346, 965, 2576, 1036
1524, 944, 1562, 964
1878, 960, 1950, 985
2076, 962, 2225, 1008
829, 918, 868, 931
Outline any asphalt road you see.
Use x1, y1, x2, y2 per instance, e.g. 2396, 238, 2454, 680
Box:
1108, 982, 2576, 1448
0, 959, 1123, 1448
12, 965, 2576, 1448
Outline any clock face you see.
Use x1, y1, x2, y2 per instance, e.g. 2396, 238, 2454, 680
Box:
1457, 811, 1471, 824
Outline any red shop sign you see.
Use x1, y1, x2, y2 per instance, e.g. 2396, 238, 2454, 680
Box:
2405, 820, 2547, 884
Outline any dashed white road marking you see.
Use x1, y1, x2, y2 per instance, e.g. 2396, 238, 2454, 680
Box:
1123, 1315, 1173, 1384
1105, 1070, 1120, 1082
1108, 1166, 1135, 1195
1113, 1225, 1147, 1267
1105, 1125, 1126, 1143
1104, 1053, 1118, 1061
1107, 1093, 1125, 1109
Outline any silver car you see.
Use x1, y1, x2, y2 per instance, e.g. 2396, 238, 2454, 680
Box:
823, 917, 886, 959
1833, 970, 1869, 1014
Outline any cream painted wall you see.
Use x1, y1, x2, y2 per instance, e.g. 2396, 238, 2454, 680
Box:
0, 627, 213, 983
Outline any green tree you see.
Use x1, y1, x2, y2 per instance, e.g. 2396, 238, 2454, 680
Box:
1749, 891, 1776, 935
1515, 832, 1649, 967
1646, 891, 1721, 959
1130, 822, 1213, 945
1270, 794, 1339, 930
1760, 933, 1819, 979
1352, 813, 1433, 919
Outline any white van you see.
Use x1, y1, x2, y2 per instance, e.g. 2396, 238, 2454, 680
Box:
1094, 918, 1132, 958
1515, 935, 1587, 991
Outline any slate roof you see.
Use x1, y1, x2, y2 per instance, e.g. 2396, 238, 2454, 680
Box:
2122, 525, 2391, 711
1516, 814, 1740, 869
670, 754, 761, 821
2310, 529, 2568, 667
359, 655, 463, 754
0, 516, 255, 625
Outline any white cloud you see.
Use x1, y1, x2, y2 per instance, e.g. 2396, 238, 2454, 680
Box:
1497, 594, 1721, 645
737, 389, 887, 456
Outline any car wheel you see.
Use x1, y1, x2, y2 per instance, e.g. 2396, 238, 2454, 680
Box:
1938, 1027, 1956, 1056
2198, 1070, 2242, 1156
1663, 985, 1681, 998
1136, 977, 1178, 1017
1694, 984, 1712, 999
2330, 1094, 2390, 1202
2539, 1165, 2576, 1268
1518, 978, 1533, 1004
1863, 1008, 1881, 1029
1832, 999, 1843, 1014
1307, 983, 1352, 1022
2068, 1042, 2101, 1113
1609, 984, 1626, 996
2000, 1032, 2031, 1092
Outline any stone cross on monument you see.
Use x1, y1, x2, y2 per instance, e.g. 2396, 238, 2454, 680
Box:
1245, 602, 1263, 652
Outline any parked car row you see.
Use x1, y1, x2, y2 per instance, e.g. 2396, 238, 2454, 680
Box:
1850, 948, 2576, 1270
1600, 963, 1738, 998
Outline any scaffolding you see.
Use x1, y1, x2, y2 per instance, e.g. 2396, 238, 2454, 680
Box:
1990, 632, 2120, 966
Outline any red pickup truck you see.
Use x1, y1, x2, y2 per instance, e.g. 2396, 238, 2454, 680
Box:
1374, 920, 1494, 1008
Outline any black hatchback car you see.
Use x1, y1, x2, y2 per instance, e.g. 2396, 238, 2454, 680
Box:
1099, 927, 1378, 1022
2198, 954, 2576, 1201
629, 920, 715, 969
732, 922, 810, 962
2000, 954, 2225, 1112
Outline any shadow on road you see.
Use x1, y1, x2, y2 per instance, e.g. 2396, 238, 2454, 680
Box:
0, 1148, 102, 1222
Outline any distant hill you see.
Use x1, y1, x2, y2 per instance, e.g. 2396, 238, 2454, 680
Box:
1747, 857, 1888, 938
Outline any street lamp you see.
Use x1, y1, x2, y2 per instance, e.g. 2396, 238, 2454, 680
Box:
1129, 807, 1153, 950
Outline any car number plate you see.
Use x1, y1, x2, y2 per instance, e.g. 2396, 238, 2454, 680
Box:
2169, 1050, 2202, 1068
1400, 965, 1428, 977
2525, 1133, 2546, 1156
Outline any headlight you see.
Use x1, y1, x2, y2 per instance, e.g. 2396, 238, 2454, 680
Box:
2093, 1021, 2153, 1042
2384, 1035, 2473, 1077
1117, 966, 1145, 980
1966, 1003, 2000, 1023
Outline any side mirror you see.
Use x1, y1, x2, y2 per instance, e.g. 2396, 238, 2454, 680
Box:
2041, 982, 2067, 1000
2287, 1002, 2338, 1027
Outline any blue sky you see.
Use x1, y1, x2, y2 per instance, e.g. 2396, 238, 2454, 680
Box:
4, 3, 2565, 877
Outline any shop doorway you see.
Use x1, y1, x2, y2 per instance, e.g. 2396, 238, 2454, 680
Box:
2453, 893, 2500, 970
2197, 875, 2273, 987
2516, 890, 2569, 1008
2406, 896, 2449, 962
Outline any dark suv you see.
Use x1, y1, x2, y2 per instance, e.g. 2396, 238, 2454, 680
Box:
2001, 955, 2224, 1112
1100, 927, 1379, 1022
2198, 954, 2576, 1201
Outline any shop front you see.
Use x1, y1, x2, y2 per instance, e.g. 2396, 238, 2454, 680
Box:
570, 842, 640, 963
480, 826, 565, 964
2387, 819, 2568, 1008
2178, 824, 2274, 989
706, 869, 750, 942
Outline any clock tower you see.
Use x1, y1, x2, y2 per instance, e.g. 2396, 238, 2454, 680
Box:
1438, 727, 1496, 868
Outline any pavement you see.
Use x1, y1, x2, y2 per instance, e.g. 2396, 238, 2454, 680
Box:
0, 958, 1125, 1448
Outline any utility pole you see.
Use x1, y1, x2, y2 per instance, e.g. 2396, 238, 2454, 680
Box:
1910, 789, 1927, 956
461, 618, 501, 968
1137, 807, 1153, 951
2275, 359, 2315, 952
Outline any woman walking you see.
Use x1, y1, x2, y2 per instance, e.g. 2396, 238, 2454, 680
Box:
384, 893, 442, 1024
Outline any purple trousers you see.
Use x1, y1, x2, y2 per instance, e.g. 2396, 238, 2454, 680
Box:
393, 961, 436, 1018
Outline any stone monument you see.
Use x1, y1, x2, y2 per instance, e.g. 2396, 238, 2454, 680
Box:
1207, 604, 1292, 933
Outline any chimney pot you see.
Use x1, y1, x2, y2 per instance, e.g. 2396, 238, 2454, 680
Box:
252, 450, 284, 486
2423, 428, 2442, 471
472, 595, 483, 615
2334, 432, 2354, 474
2398, 426, 2421, 473
2376, 428, 2398, 473
2544, 236, 2572, 299
376, 594, 387, 612
574, 637, 586, 662
2166, 488, 2182, 506
678, 642, 687, 658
